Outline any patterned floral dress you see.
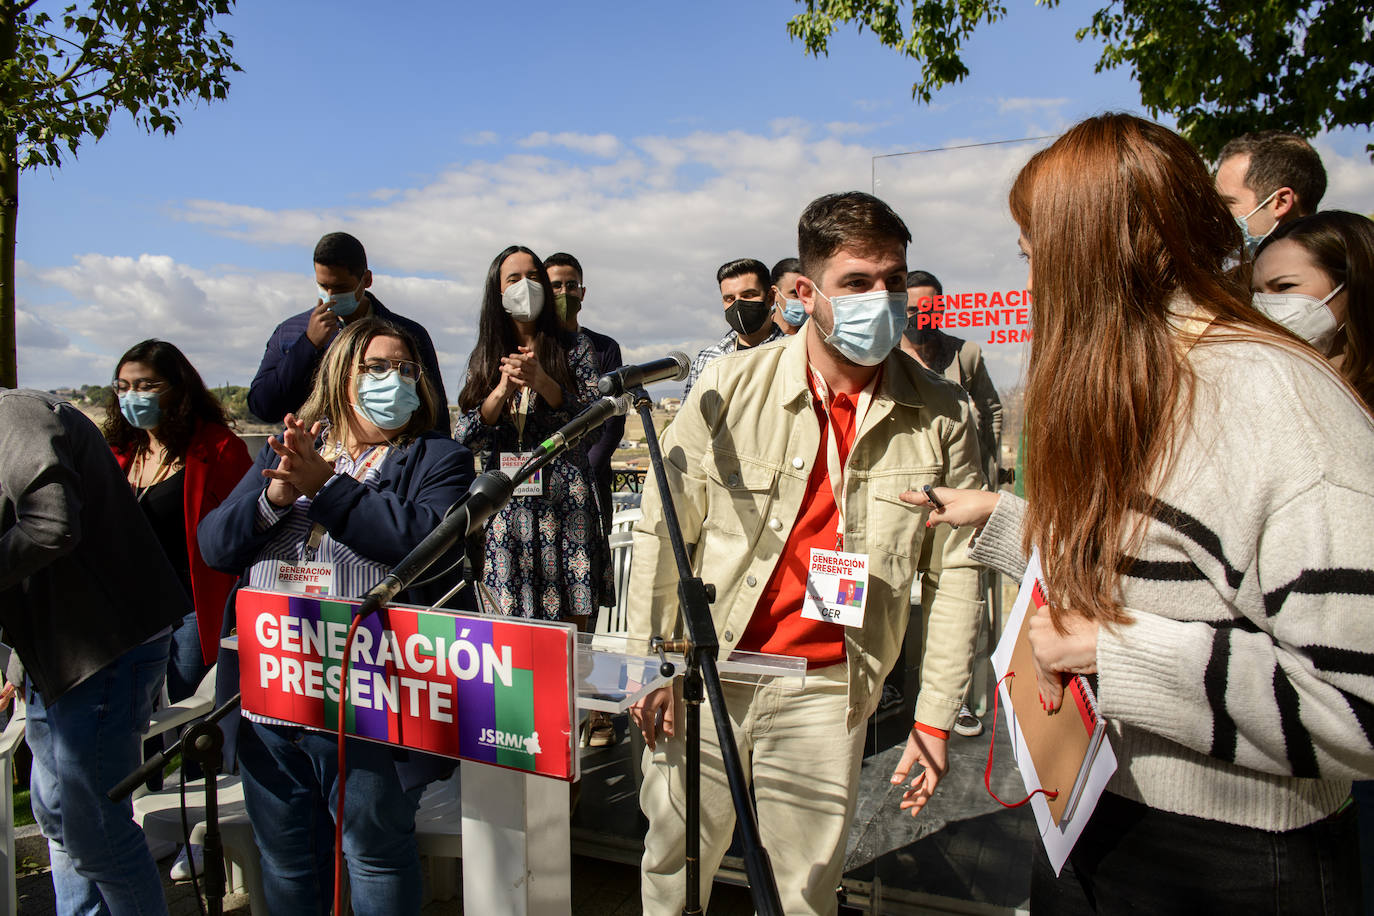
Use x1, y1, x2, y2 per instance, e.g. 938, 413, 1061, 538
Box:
453, 332, 614, 620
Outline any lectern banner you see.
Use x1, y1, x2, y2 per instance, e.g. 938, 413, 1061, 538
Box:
236, 588, 578, 780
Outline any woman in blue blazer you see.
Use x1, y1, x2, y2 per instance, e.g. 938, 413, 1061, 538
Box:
199, 317, 474, 916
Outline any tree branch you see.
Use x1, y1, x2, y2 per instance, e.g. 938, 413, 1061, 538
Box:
25, 76, 117, 112
50, 0, 111, 88
26, 25, 84, 52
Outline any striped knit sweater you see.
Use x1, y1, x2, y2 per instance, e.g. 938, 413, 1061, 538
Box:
970, 336, 1374, 832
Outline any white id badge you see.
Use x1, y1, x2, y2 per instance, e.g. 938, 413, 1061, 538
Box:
273, 561, 335, 595
501, 451, 544, 496
800, 547, 869, 628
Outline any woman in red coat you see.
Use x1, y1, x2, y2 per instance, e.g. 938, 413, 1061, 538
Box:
103, 340, 252, 704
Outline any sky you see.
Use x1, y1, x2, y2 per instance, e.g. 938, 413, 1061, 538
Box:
15, 0, 1374, 396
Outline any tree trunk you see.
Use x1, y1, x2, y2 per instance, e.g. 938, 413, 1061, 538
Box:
0, 5, 17, 389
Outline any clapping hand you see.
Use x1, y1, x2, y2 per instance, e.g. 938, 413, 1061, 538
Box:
500, 345, 549, 392
262, 413, 332, 503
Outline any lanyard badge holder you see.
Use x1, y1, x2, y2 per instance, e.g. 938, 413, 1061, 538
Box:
800, 369, 876, 630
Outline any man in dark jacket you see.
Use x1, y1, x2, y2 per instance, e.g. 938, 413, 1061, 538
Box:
543, 251, 624, 537
248, 232, 449, 433
0, 388, 190, 914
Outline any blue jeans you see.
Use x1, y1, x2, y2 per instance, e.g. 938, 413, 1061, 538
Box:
27, 634, 172, 916
237, 719, 424, 916
165, 610, 208, 704
1033, 790, 1361, 914
144, 611, 209, 788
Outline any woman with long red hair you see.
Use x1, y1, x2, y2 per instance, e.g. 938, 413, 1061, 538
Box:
910, 114, 1374, 912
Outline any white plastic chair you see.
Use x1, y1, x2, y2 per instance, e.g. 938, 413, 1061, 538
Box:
610, 507, 642, 536
145, 666, 217, 739
133, 772, 263, 911
596, 531, 635, 636
0, 698, 26, 916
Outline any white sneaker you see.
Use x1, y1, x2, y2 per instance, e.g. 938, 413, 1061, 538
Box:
953, 704, 984, 738
169, 844, 204, 882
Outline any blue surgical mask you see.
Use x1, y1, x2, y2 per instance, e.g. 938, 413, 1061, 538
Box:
1236, 189, 1279, 256
780, 298, 808, 327
815, 288, 907, 366
119, 391, 162, 429
319, 278, 365, 317
354, 372, 421, 430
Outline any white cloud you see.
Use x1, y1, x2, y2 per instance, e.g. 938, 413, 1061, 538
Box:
16, 307, 69, 350
996, 96, 1069, 115
1316, 139, 1374, 212
464, 131, 499, 146
19, 256, 300, 389
853, 98, 890, 113
517, 131, 622, 158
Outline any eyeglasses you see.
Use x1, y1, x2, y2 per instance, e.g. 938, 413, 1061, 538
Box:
113, 379, 166, 395
358, 358, 422, 382
549, 280, 583, 294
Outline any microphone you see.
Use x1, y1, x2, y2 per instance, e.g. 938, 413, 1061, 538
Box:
353, 395, 632, 619
597, 352, 691, 396
532, 394, 634, 459
355, 471, 513, 618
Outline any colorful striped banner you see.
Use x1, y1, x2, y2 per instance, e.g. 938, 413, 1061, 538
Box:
236, 588, 577, 780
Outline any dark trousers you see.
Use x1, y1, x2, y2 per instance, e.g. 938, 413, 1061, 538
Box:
1033, 790, 1361, 915
1353, 780, 1374, 916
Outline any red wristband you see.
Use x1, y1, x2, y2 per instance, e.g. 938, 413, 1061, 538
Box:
913, 721, 949, 740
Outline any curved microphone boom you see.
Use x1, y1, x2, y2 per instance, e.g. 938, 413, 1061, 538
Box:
353, 393, 634, 619
531, 393, 634, 460
597, 351, 691, 396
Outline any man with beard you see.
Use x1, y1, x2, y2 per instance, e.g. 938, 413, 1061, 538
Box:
682, 258, 785, 399
629, 193, 984, 915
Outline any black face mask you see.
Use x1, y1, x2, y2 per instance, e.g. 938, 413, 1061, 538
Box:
725, 298, 772, 336
903, 314, 941, 346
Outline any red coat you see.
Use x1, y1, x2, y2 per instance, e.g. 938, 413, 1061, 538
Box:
114, 422, 254, 664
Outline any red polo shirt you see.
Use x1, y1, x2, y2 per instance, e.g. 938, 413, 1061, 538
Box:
735, 372, 855, 669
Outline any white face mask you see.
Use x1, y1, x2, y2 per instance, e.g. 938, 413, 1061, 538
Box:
501, 277, 545, 322
1253, 282, 1346, 352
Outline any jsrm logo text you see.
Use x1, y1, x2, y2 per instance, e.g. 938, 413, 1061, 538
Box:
478, 728, 542, 756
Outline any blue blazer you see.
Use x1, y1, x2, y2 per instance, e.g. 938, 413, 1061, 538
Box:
198, 430, 476, 789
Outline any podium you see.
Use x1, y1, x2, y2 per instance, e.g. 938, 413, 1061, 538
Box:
230, 590, 803, 914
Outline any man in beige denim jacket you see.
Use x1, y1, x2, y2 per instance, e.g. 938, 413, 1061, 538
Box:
628, 192, 986, 915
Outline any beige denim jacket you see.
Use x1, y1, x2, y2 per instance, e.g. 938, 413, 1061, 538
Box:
627, 331, 985, 731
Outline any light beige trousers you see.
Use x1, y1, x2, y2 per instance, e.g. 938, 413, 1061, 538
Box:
639, 664, 867, 916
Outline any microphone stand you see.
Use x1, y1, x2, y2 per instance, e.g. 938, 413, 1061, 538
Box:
630, 387, 782, 916
109, 693, 242, 916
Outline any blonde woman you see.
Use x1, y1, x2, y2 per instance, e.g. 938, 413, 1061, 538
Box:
199, 317, 474, 915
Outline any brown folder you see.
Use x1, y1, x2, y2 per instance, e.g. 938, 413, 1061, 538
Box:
1006, 580, 1105, 825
